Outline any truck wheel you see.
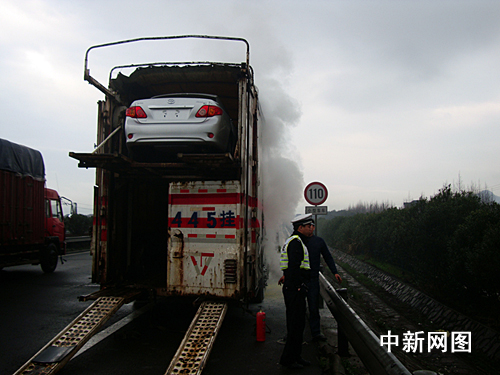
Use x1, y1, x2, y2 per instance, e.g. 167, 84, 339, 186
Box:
41, 244, 58, 273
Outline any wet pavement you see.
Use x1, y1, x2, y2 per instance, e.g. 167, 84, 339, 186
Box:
204, 282, 331, 375
0, 252, 352, 375
2, 251, 342, 375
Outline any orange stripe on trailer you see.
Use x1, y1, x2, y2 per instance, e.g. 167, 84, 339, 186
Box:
190, 255, 197, 266
168, 192, 262, 208
169, 193, 240, 205
100, 217, 108, 241
184, 234, 236, 240
101, 196, 108, 206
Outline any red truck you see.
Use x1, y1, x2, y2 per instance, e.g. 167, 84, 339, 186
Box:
0, 138, 65, 272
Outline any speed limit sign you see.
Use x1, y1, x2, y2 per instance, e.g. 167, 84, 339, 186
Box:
304, 182, 328, 206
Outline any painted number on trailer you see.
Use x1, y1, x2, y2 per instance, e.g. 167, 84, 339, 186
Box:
170, 211, 237, 228
207, 212, 217, 228
171, 212, 183, 227
188, 212, 199, 227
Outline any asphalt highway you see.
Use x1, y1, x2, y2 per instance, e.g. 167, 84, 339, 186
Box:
1, 252, 327, 375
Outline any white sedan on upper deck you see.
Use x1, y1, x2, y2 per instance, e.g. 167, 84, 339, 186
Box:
124, 93, 235, 160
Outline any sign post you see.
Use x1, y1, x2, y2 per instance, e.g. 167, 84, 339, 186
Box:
304, 182, 328, 235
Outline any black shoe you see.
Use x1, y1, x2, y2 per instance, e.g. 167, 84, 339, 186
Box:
297, 358, 311, 366
280, 362, 304, 369
311, 333, 327, 342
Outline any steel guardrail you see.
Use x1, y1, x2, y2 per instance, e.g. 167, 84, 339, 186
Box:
319, 273, 412, 375
65, 236, 91, 253
65, 236, 91, 243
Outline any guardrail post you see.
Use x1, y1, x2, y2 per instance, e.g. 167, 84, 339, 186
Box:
337, 288, 349, 357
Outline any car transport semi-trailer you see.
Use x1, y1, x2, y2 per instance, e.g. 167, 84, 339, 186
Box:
0, 138, 65, 273
13, 35, 268, 375
70, 35, 267, 303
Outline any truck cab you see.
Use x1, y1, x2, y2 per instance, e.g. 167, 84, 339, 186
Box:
45, 188, 65, 248
0, 138, 65, 272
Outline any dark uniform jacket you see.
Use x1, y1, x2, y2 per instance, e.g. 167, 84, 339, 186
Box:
305, 235, 339, 278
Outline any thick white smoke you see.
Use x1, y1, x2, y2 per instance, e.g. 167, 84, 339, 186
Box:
259, 78, 304, 279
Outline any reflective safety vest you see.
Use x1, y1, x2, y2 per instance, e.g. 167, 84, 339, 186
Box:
280, 235, 311, 270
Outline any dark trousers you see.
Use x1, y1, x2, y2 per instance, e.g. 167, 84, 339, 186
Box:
307, 277, 321, 337
280, 285, 307, 365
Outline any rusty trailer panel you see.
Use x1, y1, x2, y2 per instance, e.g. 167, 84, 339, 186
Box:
13, 297, 125, 375
165, 301, 227, 375
167, 181, 242, 299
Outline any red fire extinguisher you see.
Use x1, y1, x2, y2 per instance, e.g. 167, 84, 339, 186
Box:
256, 310, 266, 342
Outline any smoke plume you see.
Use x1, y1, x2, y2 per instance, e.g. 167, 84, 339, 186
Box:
259, 78, 304, 279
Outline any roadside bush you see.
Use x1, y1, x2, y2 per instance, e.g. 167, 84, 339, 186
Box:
64, 214, 93, 236
447, 205, 500, 323
318, 185, 500, 327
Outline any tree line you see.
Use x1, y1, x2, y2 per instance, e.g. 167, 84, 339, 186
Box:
64, 214, 93, 236
318, 185, 500, 329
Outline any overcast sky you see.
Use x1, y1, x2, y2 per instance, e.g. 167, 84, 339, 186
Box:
1, 0, 500, 217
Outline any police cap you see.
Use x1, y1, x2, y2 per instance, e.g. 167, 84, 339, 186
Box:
291, 213, 314, 226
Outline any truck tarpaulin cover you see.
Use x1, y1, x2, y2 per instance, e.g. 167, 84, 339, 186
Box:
0, 138, 45, 180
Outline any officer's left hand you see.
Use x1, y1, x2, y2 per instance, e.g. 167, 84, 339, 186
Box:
278, 275, 285, 286
335, 274, 343, 284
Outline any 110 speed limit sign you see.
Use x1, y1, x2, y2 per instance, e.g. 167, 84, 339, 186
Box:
304, 182, 328, 206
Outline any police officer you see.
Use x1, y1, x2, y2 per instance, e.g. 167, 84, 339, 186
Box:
279, 214, 314, 369
306, 226, 342, 342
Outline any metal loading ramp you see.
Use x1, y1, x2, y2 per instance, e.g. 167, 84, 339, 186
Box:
14, 296, 125, 375
166, 301, 228, 375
